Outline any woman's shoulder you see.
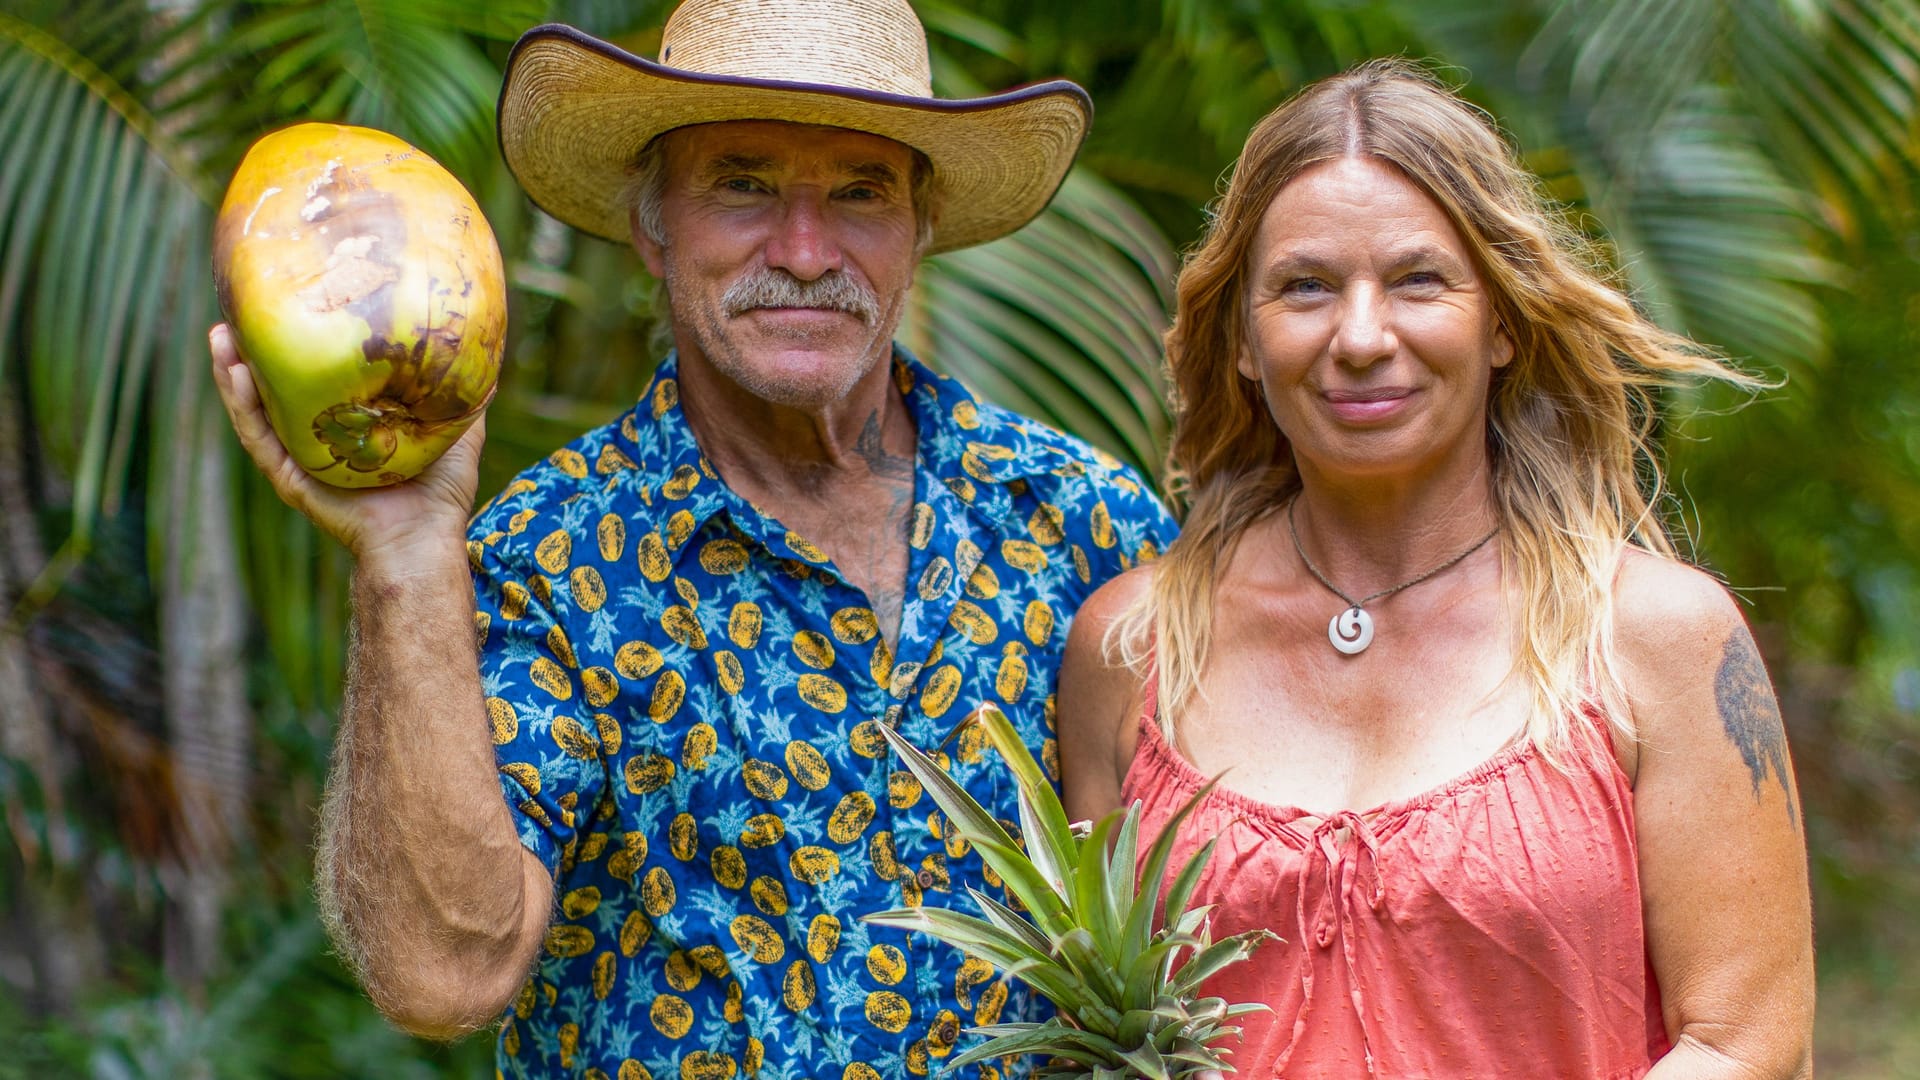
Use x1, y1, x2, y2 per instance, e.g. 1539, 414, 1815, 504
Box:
1610, 547, 1755, 728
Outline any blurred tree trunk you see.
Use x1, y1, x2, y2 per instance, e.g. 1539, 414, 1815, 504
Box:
155, 345, 254, 990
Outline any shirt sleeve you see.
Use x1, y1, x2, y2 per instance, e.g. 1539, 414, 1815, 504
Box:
471, 532, 611, 877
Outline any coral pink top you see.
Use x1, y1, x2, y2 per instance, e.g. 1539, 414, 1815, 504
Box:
1121, 685, 1670, 1079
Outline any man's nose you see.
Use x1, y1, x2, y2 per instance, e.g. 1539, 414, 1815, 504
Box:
763, 192, 843, 281
1331, 285, 1395, 368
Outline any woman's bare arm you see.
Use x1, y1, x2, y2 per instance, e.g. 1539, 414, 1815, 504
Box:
1619, 554, 1814, 1079
1057, 567, 1155, 824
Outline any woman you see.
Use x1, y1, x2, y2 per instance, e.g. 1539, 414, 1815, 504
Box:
1060, 61, 1813, 1079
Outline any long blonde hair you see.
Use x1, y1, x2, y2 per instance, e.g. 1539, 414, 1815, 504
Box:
1113, 59, 1761, 752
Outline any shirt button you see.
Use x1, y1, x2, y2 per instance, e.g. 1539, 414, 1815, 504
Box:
916, 869, 937, 888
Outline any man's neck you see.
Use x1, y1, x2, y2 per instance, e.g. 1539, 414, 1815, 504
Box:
674, 346, 917, 498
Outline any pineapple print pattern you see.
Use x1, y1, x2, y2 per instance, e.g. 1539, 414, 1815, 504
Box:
473, 351, 1176, 1079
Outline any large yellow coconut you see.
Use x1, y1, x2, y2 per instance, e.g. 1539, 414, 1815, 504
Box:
212, 123, 505, 487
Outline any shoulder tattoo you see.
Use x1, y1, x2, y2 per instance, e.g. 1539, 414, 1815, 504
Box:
1714, 625, 1797, 826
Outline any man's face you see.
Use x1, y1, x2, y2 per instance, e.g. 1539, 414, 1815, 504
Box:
635, 121, 923, 410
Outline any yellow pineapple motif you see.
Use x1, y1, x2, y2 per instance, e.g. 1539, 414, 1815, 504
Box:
500, 761, 541, 796
966, 562, 1001, 600
699, 538, 749, 575
514, 979, 537, 1019
865, 990, 912, 1033
797, 673, 847, 713
807, 914, 841, 962
749, 875, 789, 916
951, 400, 979, 429
650, 670, 686, 723
618, 910, 651, 957
665, 509, 696, 550
535, 530, 572, 574
637, 530, 672, 582
829, 607, 878, 644
1072, 543, 1092, 583
866, 943, 906, 985
662, 606, 707, 649
887, 769, 923, 809
530, 657, 573, 700
549, 447, 588, 478
662, 464, 701, 500
789, 845, 838, 884
783, 959, 816, 1010
561, 886, 601, 919
596, 512, 626, 561
742, 758, 788, 800
499, 580, 531, 620
1028, 503, 1065, 545
486, 697, 518, 744
868, 830, 902, 880
545, 625, 578, 668
678, 1052, 735, 1080
594, 712, 623, 755
848, 720, 888, 759
997, 643, 1029, 703
917, 555, 954, 600
592, 951, 616, 1000
905, 1039, 931, 1075
571, 566, 608, 613
711, 845, 747, 889
682, 723, 717, 769
785, 740, 831, 790
544, 925, 594, 958
618, 1061, 652, 1080
578, 832, 609, 863
472, 609, 489, 651
868, 640, 895, 688
920, 664, 961, 718
909, 503, 934, 548
552, 715, 601, 759
623, 754, 674, 795
844, 1066, 882, 1080
649, 994, 694, 1038
503, 1021, 520, 1057
723, 980, 744, 1023
596, 444, 636, 474
927, 1008, 962, 1056
740, 813, 785, 847
615, 640, 664, 679
669, 813, 698, 860
731, 914, 784, 962
689, 945, 730, 976
827, 791, 876, 844
664, 949, 703, 991
532, 575, 554, 607
727, 601, 762, 649
715, 649, 746, 695
507, 507, 538, 535
955, 956, 994, 1008
792, 630, 835, 668
651, 378, 677, 418
745, 1037, 765, 1076
784, 530, 828, 562
974, 980, 1007, 1025
641, 866, 675, 917
948, 600, 998, 644
1024, 599, 1055, 646
1001, 539, 1048, 572
607, 832, 648, 883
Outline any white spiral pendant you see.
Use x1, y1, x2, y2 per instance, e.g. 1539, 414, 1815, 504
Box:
1329, 606, 1374, 655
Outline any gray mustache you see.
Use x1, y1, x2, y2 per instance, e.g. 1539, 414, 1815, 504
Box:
722, 270, 880, 325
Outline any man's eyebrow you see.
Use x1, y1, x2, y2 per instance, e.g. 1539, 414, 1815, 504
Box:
696, 153, 776, 180
840, 161, 903, 186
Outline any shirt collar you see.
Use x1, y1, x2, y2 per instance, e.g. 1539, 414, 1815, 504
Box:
616, 345, 1056, 568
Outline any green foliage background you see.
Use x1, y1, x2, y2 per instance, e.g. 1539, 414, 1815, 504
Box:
1, 0, 1916, 1075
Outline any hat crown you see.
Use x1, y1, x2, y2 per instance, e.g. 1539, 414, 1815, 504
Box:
660, 0, 932, 98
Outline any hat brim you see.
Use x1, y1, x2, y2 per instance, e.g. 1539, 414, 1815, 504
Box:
498, 24, 1091, 255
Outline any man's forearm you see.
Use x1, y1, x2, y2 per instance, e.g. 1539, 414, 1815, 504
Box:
316, 544, 550, 1037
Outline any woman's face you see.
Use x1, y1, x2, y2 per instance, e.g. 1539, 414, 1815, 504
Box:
1239, 155, 1512, 484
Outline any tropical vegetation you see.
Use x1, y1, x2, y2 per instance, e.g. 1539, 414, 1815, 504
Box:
2, 0, 1916, 1075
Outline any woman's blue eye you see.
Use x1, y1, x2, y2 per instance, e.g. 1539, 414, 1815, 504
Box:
1290, 278, 1327, 294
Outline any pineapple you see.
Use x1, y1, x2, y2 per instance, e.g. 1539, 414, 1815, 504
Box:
863, 705, 1276, 1078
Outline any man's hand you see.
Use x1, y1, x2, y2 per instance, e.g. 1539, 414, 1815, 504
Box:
208, 322, 486, 565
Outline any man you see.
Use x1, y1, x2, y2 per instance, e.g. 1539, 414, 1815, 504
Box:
211, 0, 1177, 1076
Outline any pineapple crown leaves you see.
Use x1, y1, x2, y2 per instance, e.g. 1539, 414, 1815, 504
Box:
861, 705, 1277, 1078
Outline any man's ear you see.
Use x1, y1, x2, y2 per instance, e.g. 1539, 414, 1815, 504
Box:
632, 207, 665, 278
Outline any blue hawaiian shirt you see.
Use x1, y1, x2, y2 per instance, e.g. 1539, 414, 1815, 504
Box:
468, 346, 1177, 1080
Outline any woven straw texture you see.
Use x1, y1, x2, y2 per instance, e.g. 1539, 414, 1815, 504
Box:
498, 4, 1089, 254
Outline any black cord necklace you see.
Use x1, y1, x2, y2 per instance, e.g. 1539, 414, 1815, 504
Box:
1286, 498, 1499, 655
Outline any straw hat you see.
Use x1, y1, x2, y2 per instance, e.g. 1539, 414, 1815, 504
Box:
498, 0, 1092, 255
